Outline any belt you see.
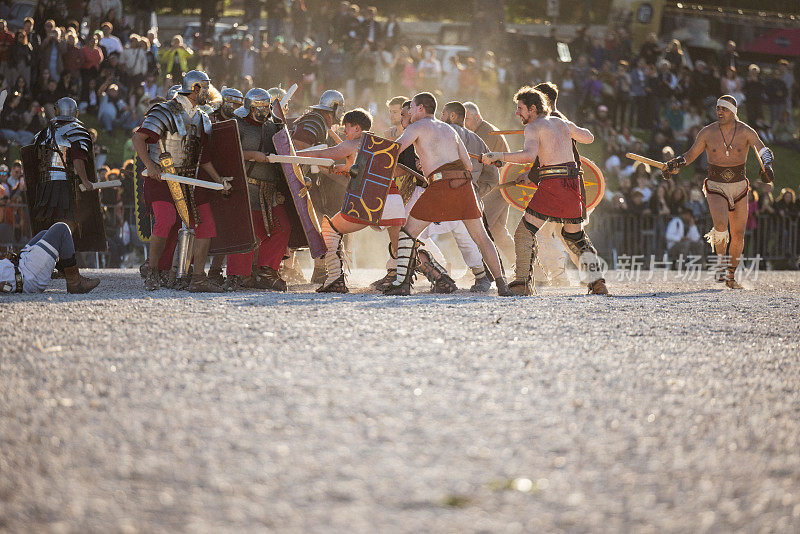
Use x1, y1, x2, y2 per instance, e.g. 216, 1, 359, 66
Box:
537, 165, 582, 179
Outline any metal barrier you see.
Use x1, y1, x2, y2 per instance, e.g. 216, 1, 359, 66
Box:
590, 213, 800, 269
4, 202, 799, 269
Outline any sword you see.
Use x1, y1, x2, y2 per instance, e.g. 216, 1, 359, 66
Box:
264, 154, 335, 166
398, 163, 428, 184
488, 130, 523, 135
625, 152, 667, 171
468, 152, 503, 168
79, 179, 122, 192
280, 83, 297, 112
296, 144, 328, 152
161, 173, 225, 190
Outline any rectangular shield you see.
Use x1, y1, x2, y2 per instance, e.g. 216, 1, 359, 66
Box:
272, 127, 326, 258
21, 144, 107, 252
340, 133, 400, 225
196, 119, 257, 255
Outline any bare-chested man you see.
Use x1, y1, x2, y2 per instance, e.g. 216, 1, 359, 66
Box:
299, 108, 407, 293
482, 86, 608, 295
385, 92, 512, 296
662, 94, 774, 289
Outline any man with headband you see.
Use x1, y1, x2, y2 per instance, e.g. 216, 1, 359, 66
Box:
662, 94, 774, 289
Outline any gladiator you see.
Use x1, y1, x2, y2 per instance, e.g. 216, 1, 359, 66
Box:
385, 92, 512, 296
296, 108, 407, 293
662, 94, 774, 289
482, 86, 608, 295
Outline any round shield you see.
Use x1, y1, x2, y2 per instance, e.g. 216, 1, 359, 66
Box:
499, 156, 605, 213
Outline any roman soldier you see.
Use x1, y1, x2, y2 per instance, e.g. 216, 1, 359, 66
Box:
29, 97, 95, 233
213, 86, 243, 122
288, 89, 346, 284
223, 88, 291, 291
132, 70, 232, 292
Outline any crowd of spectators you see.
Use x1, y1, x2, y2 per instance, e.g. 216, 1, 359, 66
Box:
0, 0, 799, 265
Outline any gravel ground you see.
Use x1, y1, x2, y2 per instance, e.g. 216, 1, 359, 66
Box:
1, 269, 799, 533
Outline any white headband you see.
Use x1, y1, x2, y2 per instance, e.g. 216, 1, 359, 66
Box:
716, 98, 738, 115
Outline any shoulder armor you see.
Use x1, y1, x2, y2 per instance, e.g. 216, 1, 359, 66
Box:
293, 110, 328, 145
200, 110, 212, 135
55, 121, 92, 152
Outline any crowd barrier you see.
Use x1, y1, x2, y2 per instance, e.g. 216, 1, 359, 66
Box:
3, 204, 799, 270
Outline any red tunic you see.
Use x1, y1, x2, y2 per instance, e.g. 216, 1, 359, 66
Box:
409, 161, 482, 222
525, 163, 584, 222
138, 126, 212, 206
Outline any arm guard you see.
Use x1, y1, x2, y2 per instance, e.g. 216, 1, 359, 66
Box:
758, 146, 773, 166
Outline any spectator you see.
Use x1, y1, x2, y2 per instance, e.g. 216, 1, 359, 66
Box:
747, 188, 759, 233
639, 32, 661, 65
721, 66, 743, 107
0, 91, 34, 146
24, 100, 47, 136
719, 40, 739, 73
777, 59, 794, 127
80, 33, 104, 88
8, 30, 33, 86
743, 64, 765, 124
665, 209, 703, 260
36, 77, 58, 106
667, 187, 688, 215
417, 48, 441, 88
775, 188, 799, 218
0, 19, 13, 71
360, 6, 382, 48
765, 67, 788, 127
291, 0, 309, 44
97, 82, 132, 132
121, 34, 148, 86
650, 182, 671, 216
98, 21, 123, 56
266, 0, 288, 44
384, 14, 401, 50
62, 31, 83, 78
235, 34, 257, 84
664, 39, 685, 72
160, 34, 193, 84
56, 70, 79, 100
632, 168, 652, 203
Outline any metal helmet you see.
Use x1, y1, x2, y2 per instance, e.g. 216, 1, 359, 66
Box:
219, 86, 244, 119
55, 97, 78, 121
179, 70, 211, 104
311, 89, 345, 123
234, 87, 272, 123
166, 84, 181, 99
267, 86, 287, 103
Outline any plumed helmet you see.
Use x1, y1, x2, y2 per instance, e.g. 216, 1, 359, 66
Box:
311, 89, 345, 122
220, 86, 244, 106
234, 87, 272, 123
180, 70, 211, 104
54, 97, 78, 120
166, 84, 181, 99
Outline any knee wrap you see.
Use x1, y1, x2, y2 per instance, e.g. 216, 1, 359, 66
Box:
523, 218, 539, 235
561, 229, 603, 282
514, 220, 534, 282
704, 228, 729, 252
560, 229, 596, 256
321, 216, 345, 284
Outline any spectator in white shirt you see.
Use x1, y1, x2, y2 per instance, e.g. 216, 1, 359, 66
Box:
99, 21, 123, 57
666, 209, 704, 260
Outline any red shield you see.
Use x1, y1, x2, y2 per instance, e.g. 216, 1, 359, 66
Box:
341, 133, 400, 225
196, 119, 256, 255
499, 156, 605, 213
20, 143, 107, 252
272, 127, 326, 258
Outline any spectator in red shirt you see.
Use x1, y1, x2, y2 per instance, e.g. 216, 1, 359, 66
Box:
0, 19, 14, 64
80, 33, 104, 87
62, 31, 83, 78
